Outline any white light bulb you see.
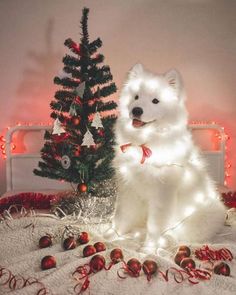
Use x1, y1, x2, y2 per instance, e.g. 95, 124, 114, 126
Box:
134, 231, 140, 238
161, 88, 177, 102
184, 169, 193, 182
120, 165, 128, 174
129, 78, 141, 92
195, 192, 204, 203
146, 79, 159, 90
184, 206, 196, 217
142, 125, 154, 139
125, 121, 133, 131
158, 237, 166, 247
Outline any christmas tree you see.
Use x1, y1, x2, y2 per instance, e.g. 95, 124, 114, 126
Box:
34, 7, 117, 194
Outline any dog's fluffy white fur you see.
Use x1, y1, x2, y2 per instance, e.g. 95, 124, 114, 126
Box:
111, 64, 226, 249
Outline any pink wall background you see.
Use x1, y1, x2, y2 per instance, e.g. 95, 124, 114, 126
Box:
0, 0, 235, 195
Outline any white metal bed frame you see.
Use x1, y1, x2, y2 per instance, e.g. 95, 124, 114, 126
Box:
4, 123, 226, 193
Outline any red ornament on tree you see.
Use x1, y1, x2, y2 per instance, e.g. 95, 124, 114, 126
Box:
72, 116, 80, 125
178, 245, 191, 257
110, 248, 124, 264
41, 255, 56, 270
89, 254, 106, 273
214, 262, 230, 276
127, 258, 142, 277
180, 258, 196, 270
142, 260, 158, 281
78, 183, 87, 193
174, 251, 189, 266
78, 232, 89, 244
98, 129, 105, 137
83, 245, 96, 257
63, 237, 77, 250
39, 235, 52, 248
74, 146, 81, 157
94, 242, 106, 252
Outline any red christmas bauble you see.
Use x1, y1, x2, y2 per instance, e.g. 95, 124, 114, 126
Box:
178, 245, 191, 257
74, 146, 81, 157
180, 258, 196, 270
41, 255, 56, 270
83, 245, 96, 257
72, 117, 80, 125
94, 242, 106, 252
98, 129, 105, 137
89, 254, 106, 273
52, 133, 69, 143
127, 258, 142, 276
214, 262, 230, 276
110, 248, 124, 264
174, 251, 189, 266
78, 183, 87, 193
39, 235, 52, 248
78, 232, 89, 244
142, 260, 158, 276
63, 237, 77, 250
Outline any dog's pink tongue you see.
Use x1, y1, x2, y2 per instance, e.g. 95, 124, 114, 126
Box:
132, 119, 145, 128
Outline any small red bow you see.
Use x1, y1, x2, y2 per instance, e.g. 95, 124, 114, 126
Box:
120, 143, 152, 164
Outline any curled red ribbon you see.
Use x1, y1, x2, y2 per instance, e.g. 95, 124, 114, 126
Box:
120, 143, 152, 164
195, 246, 233, 262
0, 266, 49, 294
158, 267, 211, 285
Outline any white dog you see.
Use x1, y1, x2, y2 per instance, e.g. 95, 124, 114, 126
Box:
110, 64, 226, 250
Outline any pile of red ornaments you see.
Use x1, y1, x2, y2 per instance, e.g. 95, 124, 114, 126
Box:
39, 231, 90, 270
39, 229, 233, 284
83, 242, 106, 257
174, 245, 196, 270
174, 245, 231, 277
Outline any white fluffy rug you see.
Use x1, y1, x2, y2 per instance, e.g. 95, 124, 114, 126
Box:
0, 214, 236, 295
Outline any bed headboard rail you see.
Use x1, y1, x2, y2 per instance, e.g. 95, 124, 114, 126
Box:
4, 123, 226, 192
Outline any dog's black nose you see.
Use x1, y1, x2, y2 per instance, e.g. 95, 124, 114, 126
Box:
132, 107, 143, 117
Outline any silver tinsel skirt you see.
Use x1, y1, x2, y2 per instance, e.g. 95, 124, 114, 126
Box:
51, 179, 117, 223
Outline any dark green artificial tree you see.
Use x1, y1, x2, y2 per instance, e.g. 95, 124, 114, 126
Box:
34, 8, 117, 193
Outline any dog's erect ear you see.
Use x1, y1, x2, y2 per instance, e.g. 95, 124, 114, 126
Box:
164, 69, 183, 95
129, 63, 144, 79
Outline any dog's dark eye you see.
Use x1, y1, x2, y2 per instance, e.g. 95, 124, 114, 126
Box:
134, 95, 139, 100
152, 98, 159, 104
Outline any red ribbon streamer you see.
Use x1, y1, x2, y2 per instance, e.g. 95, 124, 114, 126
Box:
195, 245, 233, 262
0, 266, 49, 294
120, 143, 152, 164
158, 267, 211, 285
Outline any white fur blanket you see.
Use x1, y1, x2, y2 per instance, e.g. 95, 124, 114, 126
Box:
0, 215, 236, 295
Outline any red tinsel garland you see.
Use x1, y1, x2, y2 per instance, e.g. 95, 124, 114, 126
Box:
0, 191, 235, 215
0, 192, 59, 214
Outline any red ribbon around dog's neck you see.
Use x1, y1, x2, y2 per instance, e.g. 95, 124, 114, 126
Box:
120, 143, 152, 164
